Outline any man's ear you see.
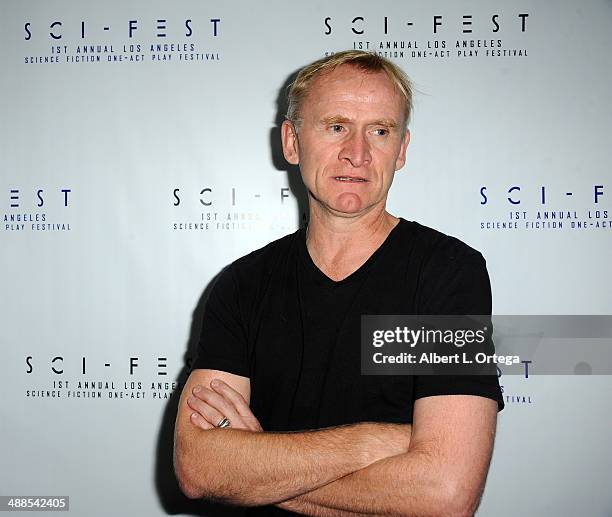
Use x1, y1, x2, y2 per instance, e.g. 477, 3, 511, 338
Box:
394, 129, 411, 171
281, 120, 300, 165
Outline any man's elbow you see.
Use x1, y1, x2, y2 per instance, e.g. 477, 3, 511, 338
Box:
395, 477, 482, 517
177, 476, 203, 501
174, 444, 206, 500
175, 470, 203, 500
173, 427, 220, 501
435, 478, 482, 517
173, 435, 264, 506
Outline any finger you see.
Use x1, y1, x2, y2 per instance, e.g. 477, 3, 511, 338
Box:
246, 416, 264, 432
189, 411, 214, 430
192, 386, 243, 428
208, 380, 263, 431
187, 389, 228, 427
209, 379, 252, 418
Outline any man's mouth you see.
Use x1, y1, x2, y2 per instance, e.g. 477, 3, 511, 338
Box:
334, 176, 367, 182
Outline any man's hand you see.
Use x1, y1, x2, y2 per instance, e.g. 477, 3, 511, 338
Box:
187, 379, 263, 432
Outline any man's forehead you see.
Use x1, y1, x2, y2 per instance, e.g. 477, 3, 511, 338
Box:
304, 65, 403, 118
310, 64, 393, 91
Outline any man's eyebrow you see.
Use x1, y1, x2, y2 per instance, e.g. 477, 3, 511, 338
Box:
370, 119, 399, 129
320, 115, 352, 125
320, 115, 399, 129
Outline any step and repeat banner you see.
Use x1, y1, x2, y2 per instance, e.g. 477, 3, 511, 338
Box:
1, 0, 611, 515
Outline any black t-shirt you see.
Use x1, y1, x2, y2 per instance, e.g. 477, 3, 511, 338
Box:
193, 219, 503, 433
192, 219, 503, 516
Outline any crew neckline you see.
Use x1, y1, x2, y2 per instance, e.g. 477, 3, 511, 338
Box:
297, 218, 408, 287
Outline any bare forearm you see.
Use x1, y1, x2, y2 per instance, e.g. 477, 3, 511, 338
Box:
278, 398, 499, 517
174, 422, 408, 506
277, 449, 431, 517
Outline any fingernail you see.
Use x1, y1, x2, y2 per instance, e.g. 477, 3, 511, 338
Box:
210, 379, 220, 388
187, 397, 194, 405
191, 412, 199, 420
193, 386, 201, 393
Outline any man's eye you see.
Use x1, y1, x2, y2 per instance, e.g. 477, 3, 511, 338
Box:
330, 124, 344, 133
373, 128, 389, 136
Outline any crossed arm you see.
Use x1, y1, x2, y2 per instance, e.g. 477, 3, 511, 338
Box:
173, 368, 498, 517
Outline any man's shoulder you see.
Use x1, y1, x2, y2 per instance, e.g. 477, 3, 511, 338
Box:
399, 221, 491, 314
400, 219, 485, 265
228, 229, 301, 280
208, 230, 301, 309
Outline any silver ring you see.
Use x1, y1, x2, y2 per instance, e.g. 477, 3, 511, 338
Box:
216, 417, 231, 428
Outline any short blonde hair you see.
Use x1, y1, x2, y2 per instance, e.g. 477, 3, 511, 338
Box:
286, 50, 413, 131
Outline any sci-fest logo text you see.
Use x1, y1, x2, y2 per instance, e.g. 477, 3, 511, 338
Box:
322, 12, 529, 60
171, 185, 301, 232
3, 187, 73, 232
479, 184, 609, 231
23, 354, 195, 401
23, 16, 221, 65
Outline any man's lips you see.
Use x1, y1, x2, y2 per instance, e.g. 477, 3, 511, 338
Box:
333, 175, 368, 182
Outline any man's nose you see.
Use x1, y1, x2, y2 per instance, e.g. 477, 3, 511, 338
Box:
338, 131, 372, 167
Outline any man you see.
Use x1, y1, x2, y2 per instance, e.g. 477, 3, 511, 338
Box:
174, 50, 503, 516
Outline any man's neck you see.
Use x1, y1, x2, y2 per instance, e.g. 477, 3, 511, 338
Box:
305, 206, 399, 282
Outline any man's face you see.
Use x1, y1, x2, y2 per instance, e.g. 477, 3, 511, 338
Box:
282, 65, 410, 218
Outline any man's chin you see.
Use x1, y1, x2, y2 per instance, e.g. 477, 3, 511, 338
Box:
309, 191, 384, 219
325, 200, 381, 220
333, 192, 365, 213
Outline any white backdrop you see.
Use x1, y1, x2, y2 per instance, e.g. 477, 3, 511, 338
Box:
1, 1, 611, 515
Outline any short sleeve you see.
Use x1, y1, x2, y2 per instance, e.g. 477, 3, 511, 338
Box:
191, 265, 250, 377
414, 241, 504, 411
